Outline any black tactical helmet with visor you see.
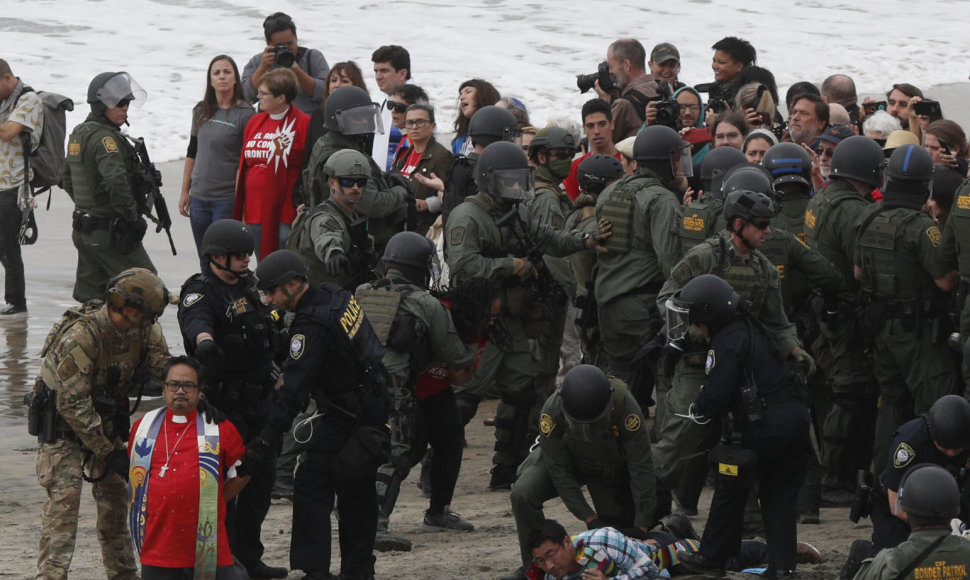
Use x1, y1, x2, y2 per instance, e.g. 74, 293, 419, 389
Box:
633, 124, 693, 178
666, 274, 740, 341
468, 106, 522, 148
324, 86, 384, 136
762, 142, 812, 189
720, 163, 775, 199
475, 141, 535, 201
829, 135, 887, 188
896, 464, 961, 528
383, 231, 436, 287
560, 365, 614, 442
699, 146, 747, 199
87, 71, 147, 117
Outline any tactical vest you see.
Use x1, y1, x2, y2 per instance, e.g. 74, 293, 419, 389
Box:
949, 181, 970, 276
67, 120, 136, 215
355, 280, 431, 388
289, 200, 370, 288
567, 199, 597, 232
679, 197, 723, 253
805, 185, 865, 293
464, 195, 532, 258
597, 174, 657, 253
774, 195, 809, 244
709, 236, 769, 319
857, 208, 930, 301
561, 378, 634, 479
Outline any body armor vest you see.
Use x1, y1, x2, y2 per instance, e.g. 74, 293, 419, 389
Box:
709, 236, 769, 319
857, 208, 929, 301
597, 174, 656, 253
949, 183, 970, 276
679, 197, 723, 252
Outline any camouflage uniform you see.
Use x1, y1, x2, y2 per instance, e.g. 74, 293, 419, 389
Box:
35, 306, 169, 580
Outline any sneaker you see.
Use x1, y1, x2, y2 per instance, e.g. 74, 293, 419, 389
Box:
374, 531, 413, 552
422, 508, 474, 532
0, 304, 26, 316
796, 541, 822, 564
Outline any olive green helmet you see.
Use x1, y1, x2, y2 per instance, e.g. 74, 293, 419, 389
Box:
324, 149, 371, 179
106, 268, 170, 319
528, 126, 577, 162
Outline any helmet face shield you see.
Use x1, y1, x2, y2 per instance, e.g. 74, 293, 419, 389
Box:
335, 103, 384, 135
98, 73, 147, 109
488, 167, 535, 200
665, 297, 691, 342
675, 143, 694, 178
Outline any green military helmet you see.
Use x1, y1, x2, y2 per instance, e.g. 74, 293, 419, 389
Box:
560, 364, 614, 441
255, 250, 309, 291
325, 149, 371, 179
897, 464, 961, 527
107, 267, 170, 320
324, 86, 382, 135
87, 71, 146, 114
528, 126, 577, 163
721, 163, 775, 198
577, 154, 624, 195
468, 105, 521, 148
762, 142, 812, 188
723, 188, 776, 225
927, 394, 970, 450
668, 274, 740, 338
830, 135, 887, 188
383, 231, 435, 286
699, 146, 747, 199
202, 219, 255, 256
633, 125, 692, 178
475, 141, 535, 201
887, 144, 934, 182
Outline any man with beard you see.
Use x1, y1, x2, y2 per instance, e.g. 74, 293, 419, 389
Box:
788, 93, 829, 146
594, 38, 658, 142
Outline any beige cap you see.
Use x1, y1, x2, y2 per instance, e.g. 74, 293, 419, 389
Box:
616, 135, 637, 159
883, 130, 920, 151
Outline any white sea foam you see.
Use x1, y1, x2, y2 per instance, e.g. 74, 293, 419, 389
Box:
4, 0, 970, 161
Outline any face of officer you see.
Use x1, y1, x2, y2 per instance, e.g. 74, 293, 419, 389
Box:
163, 363, 202, 416
328, 175, 366, 211
734, 217, 771, 249
262, 277, 305, 311
531, 537, 579, 578
934, 441, 964, 458
104, 100, 130, 126
210, 252, 252, 283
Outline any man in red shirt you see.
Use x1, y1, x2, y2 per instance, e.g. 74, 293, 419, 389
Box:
562, 99, 621, 201
128, 356, 248, 579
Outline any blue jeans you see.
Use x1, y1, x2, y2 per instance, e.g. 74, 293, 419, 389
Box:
248, 223, 291, 260
189, 197, 235, 258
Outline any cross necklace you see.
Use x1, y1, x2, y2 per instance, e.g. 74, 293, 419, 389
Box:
159, 414, 191, 478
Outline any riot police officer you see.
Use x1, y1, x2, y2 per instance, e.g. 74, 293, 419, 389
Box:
941, 166, 970, 390
302, 85, 410, 250
35, 268, 171, 580
289, 149, 374, 288
62, 72, 156, 303
251, 250, 391, 580
762, 142, 814, 237
677, 146, 747, 255
445, 141, 607, 489
595, 124, 686, 387
854, 464, 970, 580
670, 275, 811, 579
805, 135, 885, 495
853, 144, 959, 476
356, 232, 478, 547
504, 365, 655, 580
176, 219, 285, 579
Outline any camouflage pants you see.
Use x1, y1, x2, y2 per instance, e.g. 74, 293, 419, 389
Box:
36, 439, 136, 580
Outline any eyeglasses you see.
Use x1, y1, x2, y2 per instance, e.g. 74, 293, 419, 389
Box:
164, 380, 200, 392
532, 543, 563, 567
680, 104, 701, 112
817, 147, 836, 158
748, 220, 772, 231
257, 90, 276, 98
338, 177, 368, 188
387, 101, 408, 113
405, 118, 432, 128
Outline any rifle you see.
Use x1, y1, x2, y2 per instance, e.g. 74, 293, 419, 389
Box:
126, 136, 176, 255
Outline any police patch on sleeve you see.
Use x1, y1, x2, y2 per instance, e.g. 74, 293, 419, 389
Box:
705, 349, 716, 375
450, 226, 465, 246
926, 226, 942, 247
893, 442, 915, 469
624, 414, 642, 432
101, 136, 119, 154
539, 413, 555, 436
181, 292, 203, 307
289, 334, 306, 360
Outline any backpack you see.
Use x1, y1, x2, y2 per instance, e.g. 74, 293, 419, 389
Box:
17, 86, 75, 194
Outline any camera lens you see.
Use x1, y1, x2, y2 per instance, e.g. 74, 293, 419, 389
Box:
274, 45, 295, 68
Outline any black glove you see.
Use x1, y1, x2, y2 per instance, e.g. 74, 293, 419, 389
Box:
326, 251, 352, 277
386, 171, 414, 196
197, 397, 227, 425
586, 517, 606, 530
194, 339, 225, 366
238, 437, 273, 478
105, 449, 129, 481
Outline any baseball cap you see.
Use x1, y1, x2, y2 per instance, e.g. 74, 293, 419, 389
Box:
651, 43, 680, 64
616, 136, 637, 159
817, 125, 856, 145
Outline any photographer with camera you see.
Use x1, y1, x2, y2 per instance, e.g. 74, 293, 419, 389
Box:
589, 38, 657, 143
645, 85, 713, 168
242, 12, 330, 114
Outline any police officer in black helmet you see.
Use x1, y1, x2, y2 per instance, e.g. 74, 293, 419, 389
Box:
671, 275, 811, 579
249, 249, 391, 580
176, 218, 286, 579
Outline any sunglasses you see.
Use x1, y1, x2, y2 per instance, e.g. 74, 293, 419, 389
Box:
748, 220, 771, 230
387, 101, 408, 113
338, 177, 368, 188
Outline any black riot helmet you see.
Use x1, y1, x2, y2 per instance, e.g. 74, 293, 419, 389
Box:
577, 154, 624, 195
721, 163, 775, 198
897, 464, 961, 528
887, 144, 934, 182
255, 250, 308, 291
203, 219, 255, 279
383, 231, 435, 286
666, 274, 740, 339
762, 142, 812, 189
699, 146, 747, 199
560, 365, 614, 441
475, 141, 535, 201
528, 126, 577, 163
830, 136, 887, 188
723, 189, 776, 227
927, 394, 970, 450
634, 124, 693, 179
324, 86, 383, 135
468, 105, 521, 148
87, 71, 146, 117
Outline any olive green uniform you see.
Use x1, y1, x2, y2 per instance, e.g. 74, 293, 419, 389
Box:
941, 179, 970, 386
653, 231, 799, 486
509, 378, 655, 566
676, 196, 726, 256
36, 307, 169, 580
805, 179, 879, 488
288, 198, 372, 289
594, 168, 683, 384
854, 201, 959, 476
854, 529, 970, 579
567, 194, 605, 368
61, 114, 155, 303
445, 192, 587, 473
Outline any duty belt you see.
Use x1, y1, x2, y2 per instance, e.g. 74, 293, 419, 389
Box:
757, 385, 797, 409
72, 210, 113, 232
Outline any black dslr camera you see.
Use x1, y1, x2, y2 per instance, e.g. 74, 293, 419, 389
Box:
694, 82, 728, 114
271, 44, 296, 68
652, 80, 682, 129
577, 61, 615, 94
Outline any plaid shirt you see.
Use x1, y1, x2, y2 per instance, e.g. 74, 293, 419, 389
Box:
544, 528, 666, 580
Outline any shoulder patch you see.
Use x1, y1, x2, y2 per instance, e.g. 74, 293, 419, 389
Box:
68, 142, 81, 156
56, 357, 79, 381
289, 334, 306, 360
958, 194, 970, 210
624, 414, 642, 432
893, 442, 915, 468
539, 413, 555, 436
671, 262, 693, 286
101, 136, 119, 154
705, 349, 716, 375
926, 226, 942, 247
181, 292, 204, 307
450, 226, 465, 246
551, 214, 565, 229
805, 209, 816, 230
